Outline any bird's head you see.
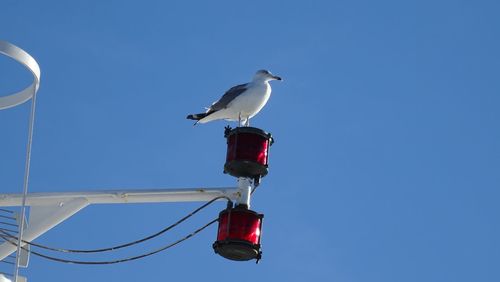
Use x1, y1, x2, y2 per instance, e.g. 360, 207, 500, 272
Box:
254, 69, 282, 82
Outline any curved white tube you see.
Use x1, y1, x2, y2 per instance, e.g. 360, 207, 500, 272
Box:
0, 40, 41, 110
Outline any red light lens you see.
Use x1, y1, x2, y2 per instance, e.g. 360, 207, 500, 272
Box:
224, 127, 273, 178
217, 208, 262, 245
226, 133, 269, 166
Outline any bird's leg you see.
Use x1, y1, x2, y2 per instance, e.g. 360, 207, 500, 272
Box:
244, 118, 250, 127
238, 112, 242, 127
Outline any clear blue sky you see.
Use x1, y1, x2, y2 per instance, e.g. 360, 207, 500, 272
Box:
1, 1, 499, 281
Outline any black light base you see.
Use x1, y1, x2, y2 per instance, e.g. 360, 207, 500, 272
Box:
213, 239, 261, 262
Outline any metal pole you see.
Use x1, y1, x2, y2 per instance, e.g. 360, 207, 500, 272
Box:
0, 40, 41, 282
236, 178, 253, 208
13, 59, 38, 282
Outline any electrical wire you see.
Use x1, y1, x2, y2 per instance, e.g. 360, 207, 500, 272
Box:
0, 218, 218, 265
1, 196, 229, 254
251, 177, 260, 194
0, 222, 18, 228
0, 215, 16, 221
0, 228, 18, 234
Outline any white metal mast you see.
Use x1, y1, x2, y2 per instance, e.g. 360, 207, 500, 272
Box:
0, 40, 255, 282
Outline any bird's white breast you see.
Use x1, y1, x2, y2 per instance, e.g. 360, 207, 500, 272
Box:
227, 82, 271, 119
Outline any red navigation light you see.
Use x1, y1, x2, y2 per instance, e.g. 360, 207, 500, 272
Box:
224, 127, 273, 179
213, 205, 263, 262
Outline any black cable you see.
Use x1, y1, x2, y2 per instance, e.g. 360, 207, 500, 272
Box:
0, 218, 218, 265
0, 222, 18, 228
2, 196, 228, 254
251, 177, 261, 194
0, 228, 17, 234
0, 215, 17, 221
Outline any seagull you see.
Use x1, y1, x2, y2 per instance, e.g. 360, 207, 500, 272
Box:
187, 70, 282, 126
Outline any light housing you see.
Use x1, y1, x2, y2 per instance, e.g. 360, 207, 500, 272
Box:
224, 126, 273, 179
213, 205, 263, 262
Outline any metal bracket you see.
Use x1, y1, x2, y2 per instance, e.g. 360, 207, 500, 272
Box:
0, 187, 241, 260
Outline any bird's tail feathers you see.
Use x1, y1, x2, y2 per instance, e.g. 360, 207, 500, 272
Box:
186, 113, 209, 121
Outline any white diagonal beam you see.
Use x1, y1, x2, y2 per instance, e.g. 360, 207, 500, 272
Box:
0, 187, 240, 207
0, 187, 240, 260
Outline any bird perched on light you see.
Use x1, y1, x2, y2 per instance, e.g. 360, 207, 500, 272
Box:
187, 70, 282, 126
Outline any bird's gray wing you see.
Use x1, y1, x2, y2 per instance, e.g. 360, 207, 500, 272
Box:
209, 83, 248, 112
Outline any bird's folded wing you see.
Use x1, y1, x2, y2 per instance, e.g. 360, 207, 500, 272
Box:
209, 83, 248, 111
